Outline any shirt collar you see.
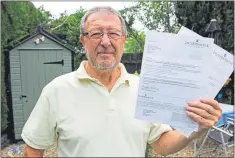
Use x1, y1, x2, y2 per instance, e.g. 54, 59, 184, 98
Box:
75, 61, 132, 86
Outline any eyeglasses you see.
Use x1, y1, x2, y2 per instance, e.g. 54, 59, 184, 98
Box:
83, 30, 123, 40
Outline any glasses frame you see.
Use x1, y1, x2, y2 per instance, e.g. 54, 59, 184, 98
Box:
82, 30, 124, 40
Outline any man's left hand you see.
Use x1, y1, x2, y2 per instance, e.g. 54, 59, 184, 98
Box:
185, 98, 222, 130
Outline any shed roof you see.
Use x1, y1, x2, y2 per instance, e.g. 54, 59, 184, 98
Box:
7, 25, 76, 53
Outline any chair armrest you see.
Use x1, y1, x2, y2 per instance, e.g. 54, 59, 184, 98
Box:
212, 126, 233, 137
226, 117, 234, 125
227, 120, 234, 125
227, 117, 234, 121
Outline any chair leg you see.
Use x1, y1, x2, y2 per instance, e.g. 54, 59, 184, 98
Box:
220, 132, 228, 157
193, 140, 198, 156
195, 129, 211, 156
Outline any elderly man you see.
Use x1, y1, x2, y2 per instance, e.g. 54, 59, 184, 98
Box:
22, 6, 221, 157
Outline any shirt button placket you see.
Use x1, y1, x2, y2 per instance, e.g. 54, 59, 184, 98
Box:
109, 97, 116, 112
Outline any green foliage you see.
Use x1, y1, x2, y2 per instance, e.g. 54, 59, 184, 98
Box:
120, 6, 145, 54
45, 7, 86, 69
1, 1, 50, 48
47, 8, 85, 46
1, 95, 8, 132
120, 1, 180, 54
175, 1, 234, 53
121, 2, 180, 33
136, 1, 180, 33
125, 31, 145, 53
1, 54, 8, 132
1, 1, 49, 132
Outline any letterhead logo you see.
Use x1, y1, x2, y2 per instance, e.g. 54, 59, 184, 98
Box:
185, 39, 209, 48
213, 51, 232, 66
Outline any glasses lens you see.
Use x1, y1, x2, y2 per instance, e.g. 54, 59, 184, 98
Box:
88, 31, 122, 39
89, 32, 102, 39
108, 32, 122, 39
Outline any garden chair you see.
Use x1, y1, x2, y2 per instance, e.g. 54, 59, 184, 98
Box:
193, 111, 234, 157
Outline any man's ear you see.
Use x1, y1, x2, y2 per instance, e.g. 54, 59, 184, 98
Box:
80, 35, 85, 46
123, 35, 127, 41
122, 35, 127, 47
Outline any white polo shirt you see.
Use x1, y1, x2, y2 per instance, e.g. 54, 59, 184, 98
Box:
21, 61, 172, 157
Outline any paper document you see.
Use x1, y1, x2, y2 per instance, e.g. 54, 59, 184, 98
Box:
135, 31, 214, 137
178, 26, 234, 98
219, 103, 233, 113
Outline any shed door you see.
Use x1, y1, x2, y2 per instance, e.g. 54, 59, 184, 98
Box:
20, 50, 63, 122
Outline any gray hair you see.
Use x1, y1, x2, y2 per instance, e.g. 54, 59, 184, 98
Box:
80, 6, 127, 36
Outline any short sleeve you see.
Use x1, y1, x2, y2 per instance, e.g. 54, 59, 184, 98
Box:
147, 123, 172, 144
21, 89, 57, 149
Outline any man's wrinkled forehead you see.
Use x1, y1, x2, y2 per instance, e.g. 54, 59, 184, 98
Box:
85, 11, 122, 30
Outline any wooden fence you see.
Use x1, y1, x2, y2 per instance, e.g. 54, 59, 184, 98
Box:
121, 53, 143, 74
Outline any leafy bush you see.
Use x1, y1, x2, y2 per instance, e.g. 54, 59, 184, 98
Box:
1, 1, 49, 132
1, 94, 8, 133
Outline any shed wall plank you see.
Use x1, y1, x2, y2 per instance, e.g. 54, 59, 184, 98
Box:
12, 104, 23, 111
14, 116, 23, 122
11, 80, 21, 86
15, 128, 23, 134
10, 68, 20, 74
10, 56, 20, 62
11, 86, 21, 92
14, 122, 24, 128
15, 134, 22, 140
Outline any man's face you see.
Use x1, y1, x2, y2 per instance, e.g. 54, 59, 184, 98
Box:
80, 12, 126, 70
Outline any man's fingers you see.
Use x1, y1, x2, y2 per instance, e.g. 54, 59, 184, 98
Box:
200, 98, 221, 111
186, 111, 214, 128
187, 101, 221, 118
185, 106, 218, 122
186, 98, 222, 129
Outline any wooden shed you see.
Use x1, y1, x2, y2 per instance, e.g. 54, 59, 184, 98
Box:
6, 26, 75, 140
